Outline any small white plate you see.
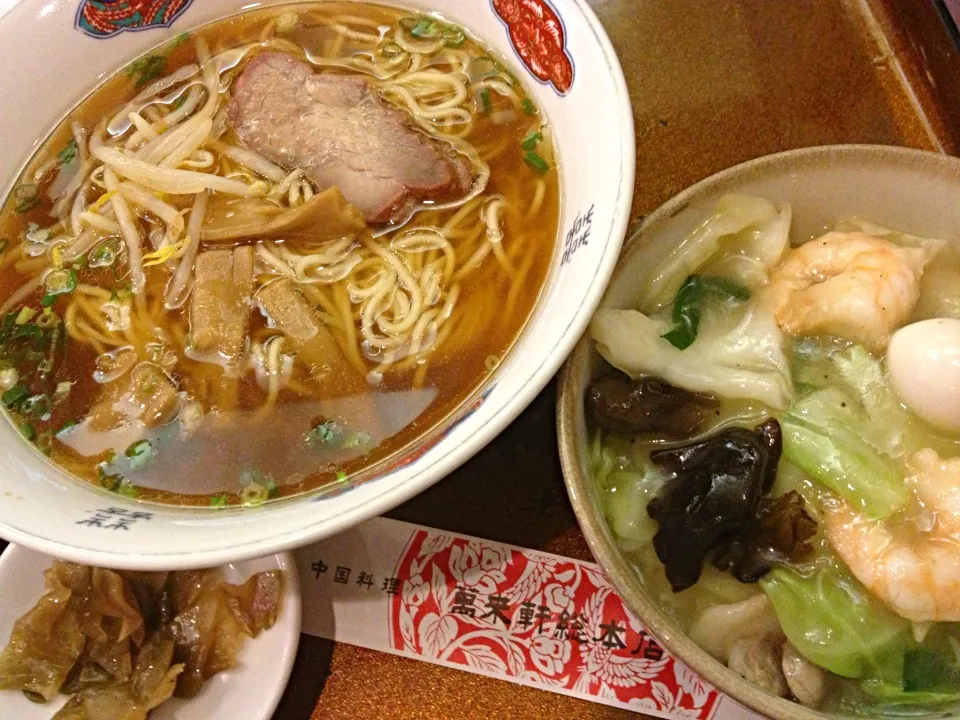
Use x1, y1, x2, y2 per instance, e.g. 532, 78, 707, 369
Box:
0, 546, 302, 720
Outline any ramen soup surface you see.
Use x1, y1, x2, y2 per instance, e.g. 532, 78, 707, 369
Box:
0, 3, 558, 506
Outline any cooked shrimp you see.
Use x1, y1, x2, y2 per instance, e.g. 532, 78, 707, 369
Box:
825, 449, 960, 622
765, 231, 927, 352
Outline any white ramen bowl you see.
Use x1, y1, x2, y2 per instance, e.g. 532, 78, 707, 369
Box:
0, 0, 633, 568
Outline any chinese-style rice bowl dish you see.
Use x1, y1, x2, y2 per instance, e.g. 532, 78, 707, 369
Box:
587, 194, 960, 713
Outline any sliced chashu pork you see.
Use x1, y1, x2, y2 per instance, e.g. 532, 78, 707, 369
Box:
228, 52, 474, 225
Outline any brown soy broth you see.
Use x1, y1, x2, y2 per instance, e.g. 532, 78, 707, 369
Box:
0, 3, 559, 506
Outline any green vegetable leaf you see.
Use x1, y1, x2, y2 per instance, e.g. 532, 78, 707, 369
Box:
781, 388, 907, 519
127, 55, 167, 88
661, 275, 750, 350
523, 151, 549, 175
903, 649, 960, 693
859, 681, 960, 708
761, 565, 910, 681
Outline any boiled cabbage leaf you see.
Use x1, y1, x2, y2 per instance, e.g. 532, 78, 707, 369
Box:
780, 387, 907, 519
760, 565, 910, 681
641, 194, 791, 311
590, 304, 793, 409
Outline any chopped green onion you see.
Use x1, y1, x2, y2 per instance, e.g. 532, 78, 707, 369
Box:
241, 483, 269, 507
521, 130, 543, 151
116, 480, 139, 498
442, 25, 466, 47
520, 98, 538, 115
58, 419, 80, 434
661, 275, 751, 350
308, 420, 342, 447
22, 394, 51, 419
13, 307, 34, 326
14, 185, 40, 215
57, 140, 78, 167
411, 18, 439, 38
336, 470, 348, 482
44, 268, 78, 297
125, 439, 155, 471
523, 151, 550, 175
210, 494, 230, 508
40, 294, 57, 308
170, 31, 191, 48
2, 383, 29, 409
343, 431, 372, 448
0, 368, 18, 391
480, 89, 493, 114
172, 94, 187, 111
127, 55, 167, 88
380, 40, 403, 58
239, 467, 271, 487
97, 462, 120, 491
36, 430, 52, 456
90, 238, 122, 268
36, 308, 58, 330
20, 423, 36, 442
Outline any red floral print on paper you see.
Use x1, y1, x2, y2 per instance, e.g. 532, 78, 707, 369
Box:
76, 0, 192, 39
492, 0, 574, 95
387, 530, 721, 717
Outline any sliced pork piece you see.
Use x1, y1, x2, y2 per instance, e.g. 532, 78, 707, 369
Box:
228, 52, 474, 225
189, 247, 255, 367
